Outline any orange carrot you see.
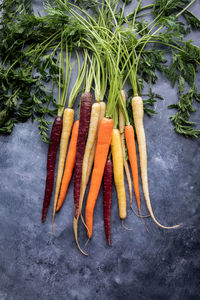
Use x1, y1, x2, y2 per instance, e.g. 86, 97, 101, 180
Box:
125, 124, 140, 213
56, 120, 79, 212
85, 117, 114, 239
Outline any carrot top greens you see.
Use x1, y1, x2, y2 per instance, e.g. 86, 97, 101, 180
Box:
0, 0, 200, 138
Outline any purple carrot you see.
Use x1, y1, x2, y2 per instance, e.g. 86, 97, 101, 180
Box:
42, 116, 62, 222
103, 158, 113, 246
74, 92, 92, 219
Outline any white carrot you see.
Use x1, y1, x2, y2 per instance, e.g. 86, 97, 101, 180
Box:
85, 101, 106, 188
132, 96, 181, 229
79, 102, 101, 214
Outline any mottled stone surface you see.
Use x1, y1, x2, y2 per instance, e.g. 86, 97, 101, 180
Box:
0, 1, 200, 300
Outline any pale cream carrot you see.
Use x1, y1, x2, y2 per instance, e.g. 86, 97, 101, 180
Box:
79, 102, 101, 215
132, 96, 181, 229
86, 101, 106, 185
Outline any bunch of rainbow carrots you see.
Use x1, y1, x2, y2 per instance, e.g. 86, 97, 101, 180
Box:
41, 1, 181, 255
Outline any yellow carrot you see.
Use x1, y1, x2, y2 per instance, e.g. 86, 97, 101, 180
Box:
132, 96, 181, 229
52, 108, 74, 230
111, 128, 126, 219
119, 90, 133, 206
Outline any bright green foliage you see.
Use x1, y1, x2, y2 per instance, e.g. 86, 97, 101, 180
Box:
0, 0, 200, 139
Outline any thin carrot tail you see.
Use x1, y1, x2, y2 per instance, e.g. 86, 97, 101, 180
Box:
130, 205, 150, 218
56, 178, 70, 212
147, 200, 182, 229
56, 199, 63, 212
80, 214, 88, 231
135, 193, 141, 214
56, 189, 66, 212
124, 161, 133, 206
121, 220, 133, 231
85, 208, 93, 239
73, 217, 88, 256
139, 211, 150, 233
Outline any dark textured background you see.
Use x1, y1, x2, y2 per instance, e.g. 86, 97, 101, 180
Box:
0, 1, 200, 299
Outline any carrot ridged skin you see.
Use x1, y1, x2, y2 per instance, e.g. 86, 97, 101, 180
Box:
103, 159, 113, 246
42, 116, 62, 222
56, 120, 79, 212
111, 129, 126, 220
85, 117, 114, 239
74, 92, 92, 219
125, 124, 140, 212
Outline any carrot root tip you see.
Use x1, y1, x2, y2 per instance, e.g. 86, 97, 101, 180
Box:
85, 238, 90, 247
73, 218, 88, 256
121, 220, 133, 231
130, 205, 150, 218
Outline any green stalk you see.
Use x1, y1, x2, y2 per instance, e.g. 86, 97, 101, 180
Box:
127, 4, 154, 21
58, 52, 62, 116
176, 0, 196, 17
118, 93, 130, 126
68, 51, 87, 108
85, 54, 94, 93
58, 40, 74, 117
132, 0, 142, 28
